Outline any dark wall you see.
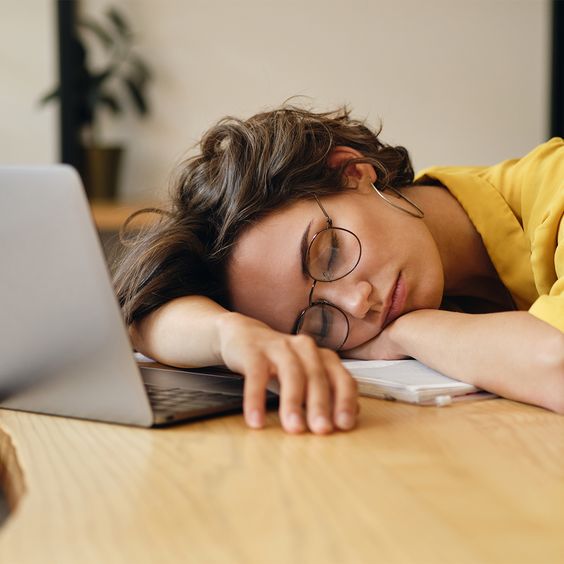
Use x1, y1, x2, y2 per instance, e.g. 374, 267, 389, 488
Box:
551, 0, 564, 137
57, 0, 83, 169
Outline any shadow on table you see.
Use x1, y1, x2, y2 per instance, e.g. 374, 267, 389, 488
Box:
0, 493, 7, 526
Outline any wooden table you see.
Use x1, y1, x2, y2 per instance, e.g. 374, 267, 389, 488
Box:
1, 398, 563, 563
90, 200, 160, 232
89, 200, 161, 260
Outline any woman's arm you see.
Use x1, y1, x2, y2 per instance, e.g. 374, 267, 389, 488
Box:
132, 296, 359, 434
131, 295, 228, 368
346, 310, 564, 413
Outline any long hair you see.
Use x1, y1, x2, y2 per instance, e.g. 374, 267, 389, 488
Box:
113, 104, 414, 326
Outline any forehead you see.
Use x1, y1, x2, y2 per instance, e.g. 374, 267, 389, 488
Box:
234, 198, 314, 265
227, 198, 317, 331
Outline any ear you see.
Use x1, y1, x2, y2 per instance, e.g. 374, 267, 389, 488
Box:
327, 146, 377, 192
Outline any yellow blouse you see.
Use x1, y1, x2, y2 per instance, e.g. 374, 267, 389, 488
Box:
415, 137, 564, 332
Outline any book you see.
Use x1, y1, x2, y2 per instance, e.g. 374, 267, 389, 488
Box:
341, 359, 496, 406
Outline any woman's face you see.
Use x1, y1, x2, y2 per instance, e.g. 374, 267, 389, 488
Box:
227, 188, 444, 350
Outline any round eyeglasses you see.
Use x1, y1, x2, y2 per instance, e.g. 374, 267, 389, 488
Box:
292, 196, 362, 350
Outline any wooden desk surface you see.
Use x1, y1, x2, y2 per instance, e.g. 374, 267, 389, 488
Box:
90, 201, 161, 232
1, 398, 563, 564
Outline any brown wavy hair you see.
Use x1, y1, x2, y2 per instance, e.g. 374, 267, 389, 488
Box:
113, 104, 414, 326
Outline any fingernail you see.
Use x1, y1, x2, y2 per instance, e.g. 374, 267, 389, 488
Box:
247, 410, 263, 429
337, 411, 355, 430
287, 412, 304, 432
313, 415, 332, 434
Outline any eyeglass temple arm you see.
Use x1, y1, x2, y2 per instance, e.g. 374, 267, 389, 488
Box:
312, 194, 333, 227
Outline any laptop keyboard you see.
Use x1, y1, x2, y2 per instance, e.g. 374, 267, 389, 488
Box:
145, 383, 242, 413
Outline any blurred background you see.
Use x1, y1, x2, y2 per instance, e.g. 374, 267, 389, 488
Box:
1, 0, 561, 204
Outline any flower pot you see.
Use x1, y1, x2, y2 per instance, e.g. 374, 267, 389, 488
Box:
82, 145, 123, 201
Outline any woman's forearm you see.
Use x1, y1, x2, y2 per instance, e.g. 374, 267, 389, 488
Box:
131, 295, 230, 367
390, 310, 564, 413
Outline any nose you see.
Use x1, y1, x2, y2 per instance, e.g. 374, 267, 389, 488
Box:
315, 278, 375, 319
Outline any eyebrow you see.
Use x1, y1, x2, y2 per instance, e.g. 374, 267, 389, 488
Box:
300, 220, 313, 280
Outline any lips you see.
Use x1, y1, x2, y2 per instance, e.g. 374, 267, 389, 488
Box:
383, 273, 407, 327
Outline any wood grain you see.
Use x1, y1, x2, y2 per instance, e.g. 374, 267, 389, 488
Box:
0, 398, 563, 564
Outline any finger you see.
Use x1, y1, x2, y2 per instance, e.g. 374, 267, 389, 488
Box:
292, 336, 333, 434
321, 349, 359, 431
242, 354, 271, 429
271, 345, 307, 434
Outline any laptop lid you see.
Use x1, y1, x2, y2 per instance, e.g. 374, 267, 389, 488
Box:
0, 165, 153, 426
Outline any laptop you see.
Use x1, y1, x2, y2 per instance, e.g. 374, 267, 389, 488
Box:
0, 165, 277, 426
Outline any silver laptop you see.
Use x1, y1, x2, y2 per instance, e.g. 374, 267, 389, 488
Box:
0, 165, 277, 426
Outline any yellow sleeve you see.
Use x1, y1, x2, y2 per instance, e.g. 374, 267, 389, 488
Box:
504, 138, 564, 331
486, 138, 564, 332
528, 216, 564, 332
416, 138, 564, 332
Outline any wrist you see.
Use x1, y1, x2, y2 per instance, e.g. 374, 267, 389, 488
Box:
215, 311, 239, 352
215, 311, 258, 359
388, 309, 435, 357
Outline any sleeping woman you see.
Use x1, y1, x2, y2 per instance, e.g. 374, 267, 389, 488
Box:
113, 105, 564, 435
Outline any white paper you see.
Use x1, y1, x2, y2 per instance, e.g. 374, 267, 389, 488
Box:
340, 358, 495, 405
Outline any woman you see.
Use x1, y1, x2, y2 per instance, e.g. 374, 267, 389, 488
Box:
113, 106, 564, 435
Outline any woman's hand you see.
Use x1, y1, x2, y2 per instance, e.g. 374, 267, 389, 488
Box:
216, 312, 359, 434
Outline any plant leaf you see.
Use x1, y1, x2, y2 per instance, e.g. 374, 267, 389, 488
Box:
91, 68, 114, 88
98, 93, 122, 114
106, 7, 129, 38
79, 19, 113, 48
39, 87, 60, 105
84, 69, 108, 110
124, 77, 148, 115
130, 56, 152, 83
85, 82, 101, 115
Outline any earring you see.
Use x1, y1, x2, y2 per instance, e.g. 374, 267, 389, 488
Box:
370, 183, 424, 219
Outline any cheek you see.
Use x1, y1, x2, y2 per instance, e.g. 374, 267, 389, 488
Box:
409, 236, 444, 310
415, 267, 444, 310
375, 218, 443, 307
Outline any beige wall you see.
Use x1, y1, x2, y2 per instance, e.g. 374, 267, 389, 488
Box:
1, 0, 57, 164
3, 0, 551, 202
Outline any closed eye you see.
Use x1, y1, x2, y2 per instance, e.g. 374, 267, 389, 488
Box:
328, 230, 339, 269
321, 230, 339, 280
319, 305, 330, 339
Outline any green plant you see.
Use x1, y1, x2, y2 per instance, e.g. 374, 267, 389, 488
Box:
41, 6, 152, 145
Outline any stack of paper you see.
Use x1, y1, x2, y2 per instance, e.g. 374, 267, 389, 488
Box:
341, 359, 496, 406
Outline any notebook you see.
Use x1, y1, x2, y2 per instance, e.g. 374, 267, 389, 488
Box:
341, 359, 497, 406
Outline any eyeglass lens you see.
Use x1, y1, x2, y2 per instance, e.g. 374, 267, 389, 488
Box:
307, 227, 361, 282
295, 302, 349, 350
